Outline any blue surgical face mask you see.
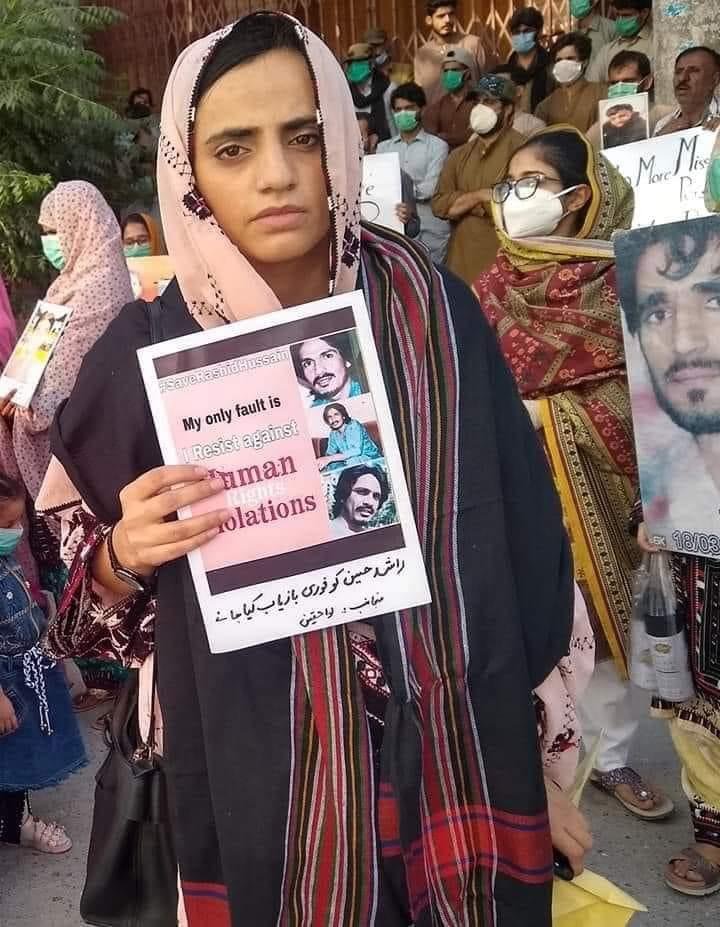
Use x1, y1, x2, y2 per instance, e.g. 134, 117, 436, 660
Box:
41, 234, 65, 271
0, 524, 23, 557
511, 31, 537, 54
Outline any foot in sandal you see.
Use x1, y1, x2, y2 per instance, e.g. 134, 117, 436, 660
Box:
591, 766, 675, 820
19, 815, 72, 854
666, 843, 720, 896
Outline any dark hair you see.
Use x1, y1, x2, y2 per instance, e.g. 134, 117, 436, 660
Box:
491, 63, 527, 84
614, 0, 651, 10
606, 103, 635, 115
332, 465, 389, 519
426, 0, 457, 13
121, 213, 149, 235
0, 474, 24, 503
553, 31, 592, 63
128, 87, 152, 107
608, 49, 651, 79
323, 403, 351, 425
616, 220, 718, 334
195, 12, 304, 105
390, 82, 427, 110
676, 46, 720, 71
514, 129, 589, 190
290, 333, 353, 381
509, 7, 544, 34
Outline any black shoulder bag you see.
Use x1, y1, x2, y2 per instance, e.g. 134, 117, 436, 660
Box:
80, 300, 178, 927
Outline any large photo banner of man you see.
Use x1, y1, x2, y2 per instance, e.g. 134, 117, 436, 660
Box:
615, 214, 720, 558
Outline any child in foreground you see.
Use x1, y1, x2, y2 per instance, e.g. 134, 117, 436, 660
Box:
0, 474, 86, 852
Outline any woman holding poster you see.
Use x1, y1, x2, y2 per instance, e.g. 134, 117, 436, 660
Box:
38, 14, 589, 926
475, 127, 673, 821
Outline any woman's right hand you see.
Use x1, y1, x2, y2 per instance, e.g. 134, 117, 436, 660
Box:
545, 777, 593, 877
637, 522, 659, 554
112, 466, 231, 577
0, 691, 18, 736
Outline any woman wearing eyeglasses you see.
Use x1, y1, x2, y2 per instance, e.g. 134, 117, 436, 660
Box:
475, 126, 674, 822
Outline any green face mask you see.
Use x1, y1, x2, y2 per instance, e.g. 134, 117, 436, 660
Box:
608, 81, 640, 98
708, 156, 720, 208
615, 15, 641, 38
347, 60, 372, 84
442, 69, 465, 93
124, 242, 152, 259
393, 110, 419, 133
570, 0, 593, 18
41, 234, 65, 271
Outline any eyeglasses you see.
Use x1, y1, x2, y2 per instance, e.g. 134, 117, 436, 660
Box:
491, 173, 563, 204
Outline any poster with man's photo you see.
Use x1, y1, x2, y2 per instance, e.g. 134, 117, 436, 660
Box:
138, 290, 431, 651
0, 300, 73, 408
599, 92, 649, 150
615, 214, 720, 558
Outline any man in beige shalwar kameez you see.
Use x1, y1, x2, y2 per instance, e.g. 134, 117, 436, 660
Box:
432, 75, 523, 284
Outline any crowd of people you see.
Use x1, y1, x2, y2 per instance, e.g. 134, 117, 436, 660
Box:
1, 2, 720, 924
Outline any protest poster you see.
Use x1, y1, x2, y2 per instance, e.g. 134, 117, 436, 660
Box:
598, 92, 649, 150
602, 126, 717, 228
361, 151, 403, 232
615, 213, 720, 559
126, 254, 173, 301
0, 300, 72, 408
138, 290, 431, 652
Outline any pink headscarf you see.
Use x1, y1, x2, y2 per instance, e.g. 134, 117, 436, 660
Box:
1, 181, 133, 500
156, 15, 363, 327
0, 276, 17, 367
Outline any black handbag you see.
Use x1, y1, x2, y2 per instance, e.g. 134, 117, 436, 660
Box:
81, 299, 177, 926
80, 669, 178, 926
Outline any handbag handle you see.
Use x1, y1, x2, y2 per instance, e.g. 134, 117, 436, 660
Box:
140, 298, 164, 757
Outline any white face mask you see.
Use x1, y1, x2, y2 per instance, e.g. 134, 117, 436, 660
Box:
470, 102, 499, 136
553, 59, 583, 85
501, 185, 580, 238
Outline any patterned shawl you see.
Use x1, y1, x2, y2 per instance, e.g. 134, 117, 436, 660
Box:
43, 14, 574, 925
156, 18, 361, 327
474, 127, 634, 400
474, 128, 638, 674
0, 182, 132, 501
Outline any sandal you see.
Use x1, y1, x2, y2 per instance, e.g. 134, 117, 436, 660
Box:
666, 846, 720, 896
19, 816, 72, 854
590, 766, 674, 820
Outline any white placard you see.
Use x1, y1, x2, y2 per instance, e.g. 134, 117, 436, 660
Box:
0, 300, 73, 408
138, 290, 431, 652
361, 152, 403, 232
602, 126, 717, 228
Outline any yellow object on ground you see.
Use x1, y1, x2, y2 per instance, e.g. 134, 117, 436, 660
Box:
553, 870, 647, 926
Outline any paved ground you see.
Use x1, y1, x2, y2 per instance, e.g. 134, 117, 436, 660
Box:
0, 709, 714, 926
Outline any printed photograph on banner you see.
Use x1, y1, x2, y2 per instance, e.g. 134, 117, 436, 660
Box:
322, 460, 397, 539
290, 330, 369, 407
615, 214, 720, 559
305, 395, 385, 472
0, 300, 72, 408
599, 92, 649, 150
137, 290, 431, 652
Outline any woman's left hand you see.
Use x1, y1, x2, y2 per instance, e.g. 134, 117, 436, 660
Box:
0, 389, 16, 421
545, 776, 593, 877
